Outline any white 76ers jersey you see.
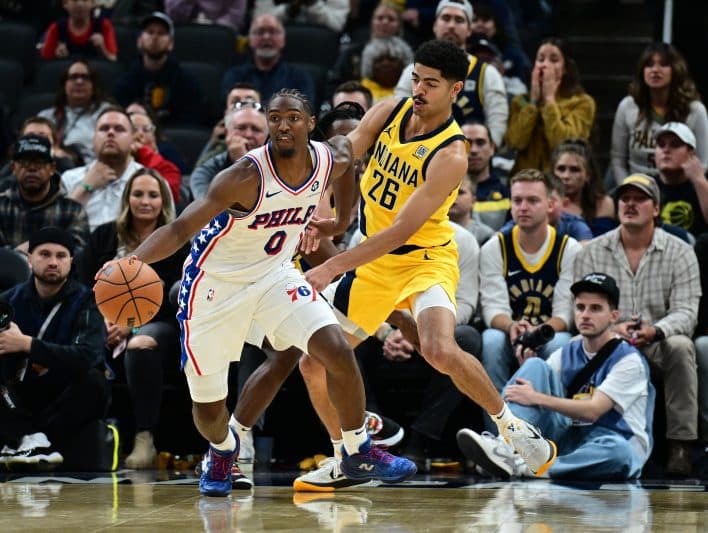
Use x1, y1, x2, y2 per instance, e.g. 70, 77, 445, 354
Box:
187, 141, 333, 282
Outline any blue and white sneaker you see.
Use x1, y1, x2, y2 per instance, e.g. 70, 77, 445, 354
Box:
199, 429, 239, 497
340, 439, 417, 483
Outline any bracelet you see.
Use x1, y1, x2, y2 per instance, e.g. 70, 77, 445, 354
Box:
81, 181, 94, 192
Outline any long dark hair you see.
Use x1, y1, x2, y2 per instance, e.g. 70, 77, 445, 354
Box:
551, 138, 605, 221
537, 37, 585, 98
53, 60, 106, 111
628, 42, 701, 127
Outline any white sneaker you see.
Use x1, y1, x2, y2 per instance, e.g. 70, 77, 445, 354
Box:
10, 433, 63, 467
498, 418, 557, 476
456, 429, 523, 478
293, 457, 373, 492
125, 431, 157, 469
233, 425, 254, 464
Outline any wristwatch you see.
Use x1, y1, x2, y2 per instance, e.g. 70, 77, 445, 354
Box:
653, 326, 666, 343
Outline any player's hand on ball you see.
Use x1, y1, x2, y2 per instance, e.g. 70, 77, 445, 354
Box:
95, 255, 138, 280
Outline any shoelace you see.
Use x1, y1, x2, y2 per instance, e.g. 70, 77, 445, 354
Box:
209, 449, 233, 480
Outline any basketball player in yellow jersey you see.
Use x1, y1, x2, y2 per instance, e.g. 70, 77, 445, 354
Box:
304, 40, 557, 479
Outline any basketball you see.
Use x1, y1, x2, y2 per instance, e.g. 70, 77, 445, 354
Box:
93, 257, 163, 328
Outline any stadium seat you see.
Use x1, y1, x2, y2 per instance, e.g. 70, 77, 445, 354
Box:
161, 126, 212, 174
12, 91, 56, 131
0, 249, 31, 291
114, 24, 139, 66
0, 22, 37, 83
182, 61, 224, 124
0, 59, 25, 111
282, 24, 340, 69
290, 62, 326, 109
173, 24, 237, 69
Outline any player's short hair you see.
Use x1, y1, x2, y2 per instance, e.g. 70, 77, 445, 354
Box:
510, 168, 554, 195
268, 88, 314, 117
414, 39, 469, 83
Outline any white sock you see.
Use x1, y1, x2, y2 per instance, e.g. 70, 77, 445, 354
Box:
212, 429, 237, 452
230, 416, 251, 433
492, 403, 516, 429
332, 438, 344, 461
342, 423, 368, 456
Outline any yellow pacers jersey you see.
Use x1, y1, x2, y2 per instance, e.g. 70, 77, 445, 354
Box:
359, 97, 466, 248
337, 98, 466, 334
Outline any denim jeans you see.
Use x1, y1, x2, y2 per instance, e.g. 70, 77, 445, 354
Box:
506, 358, 647, 480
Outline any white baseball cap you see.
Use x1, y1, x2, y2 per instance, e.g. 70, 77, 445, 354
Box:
655, 122, 697, 149
436, 0, 474, 24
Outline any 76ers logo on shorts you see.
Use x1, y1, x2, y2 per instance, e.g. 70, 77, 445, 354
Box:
286, 284, 313, 302
206, 288, 215, 302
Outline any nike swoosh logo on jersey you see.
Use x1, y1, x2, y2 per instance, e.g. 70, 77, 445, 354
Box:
507, 269, 522, 277
265, 190, 282, 198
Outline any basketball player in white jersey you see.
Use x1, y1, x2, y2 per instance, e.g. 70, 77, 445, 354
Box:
98, 90, 416, 497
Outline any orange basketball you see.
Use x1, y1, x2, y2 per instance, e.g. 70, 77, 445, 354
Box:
93, 257, 163, 328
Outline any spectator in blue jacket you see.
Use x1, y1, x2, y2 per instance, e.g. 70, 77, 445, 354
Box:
220, 14, 315, 106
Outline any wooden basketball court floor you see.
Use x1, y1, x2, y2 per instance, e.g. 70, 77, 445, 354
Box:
1, 468, 706, 531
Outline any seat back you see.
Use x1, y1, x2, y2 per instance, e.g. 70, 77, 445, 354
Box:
0, 22, 37, 83
0, 59, 24, 110
290, 62, 325, 109
12, 91, 56, 131
282, 24, 340, 69
182, 61, 225, 124
114, 24, 139, 66
0, 249, 31, 291
161, 126, 212, 174
173, 24, 237, 69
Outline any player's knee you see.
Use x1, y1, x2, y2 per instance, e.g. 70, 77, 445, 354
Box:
299, 353, 323, 381
192, 400, 225, 423
420, 338, 458, 374
127, 334, 158, 350
268, 347, 302, 378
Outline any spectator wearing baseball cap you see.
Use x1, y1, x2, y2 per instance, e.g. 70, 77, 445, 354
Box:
0, 224, 108, 471
458, 269, 655, 481
394, 0, 509, 146
114, 11, 204, 125
0, 134, 89, 255
654, 121, 708, 238
575, 168, 702, 477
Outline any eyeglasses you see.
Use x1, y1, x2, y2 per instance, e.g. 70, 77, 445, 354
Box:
67, 73, 91, 82
135, 125, 156, 134
232, 100, 263, 113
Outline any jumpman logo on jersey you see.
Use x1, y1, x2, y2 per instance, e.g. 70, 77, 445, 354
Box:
382, 125, 394, 138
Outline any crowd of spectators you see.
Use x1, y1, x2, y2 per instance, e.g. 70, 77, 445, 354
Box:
0, 0, 706, 481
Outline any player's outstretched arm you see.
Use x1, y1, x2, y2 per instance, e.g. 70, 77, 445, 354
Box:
129, 158, 260, 265
346, 98, 401, 159
305, 141, 468, 291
